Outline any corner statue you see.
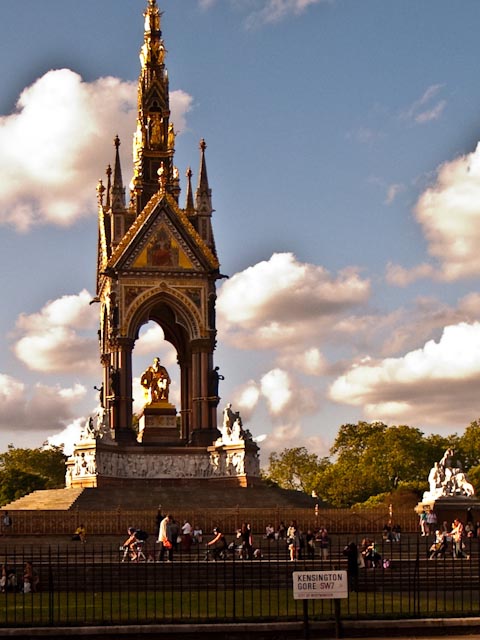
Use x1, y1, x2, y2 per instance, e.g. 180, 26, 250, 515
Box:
141, 357, 171, 403
423, 448, 475, 501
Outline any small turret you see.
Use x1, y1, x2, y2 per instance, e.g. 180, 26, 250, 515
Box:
195, 139, 216, 255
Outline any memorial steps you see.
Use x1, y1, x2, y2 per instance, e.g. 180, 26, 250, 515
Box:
2, 483, 318, 511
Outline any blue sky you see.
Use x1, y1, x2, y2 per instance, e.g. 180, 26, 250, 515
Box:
1, 0, 480, 461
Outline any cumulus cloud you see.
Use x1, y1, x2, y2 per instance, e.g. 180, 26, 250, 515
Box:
13, 290, 98, 373
387, 141, 480, 283
277, 348, 328, 376
233, 380, 261, 421
0, 374, 87, 437
47, 417, 85, 456
217, 252, 370, 350
0, 70, 193, 231
385, 262, 437, 287
329, 322, 480, 428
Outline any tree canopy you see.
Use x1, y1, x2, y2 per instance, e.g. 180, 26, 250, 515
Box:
0, 445, 66, 507
262, 420, 475, 508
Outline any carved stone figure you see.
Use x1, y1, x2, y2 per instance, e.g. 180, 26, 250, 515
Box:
423, 448, 475, 501
141, 357, 171, 403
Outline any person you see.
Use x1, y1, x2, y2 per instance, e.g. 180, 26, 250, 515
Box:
317, 528, 330, 560
287, 521, 300, 562
72, 523, 87, 543
419, 510, 429, 536
23, 561, 39, 593
429, 530, 447, 559
392, 523, 402, 542
181, 520, 193, 551
169, 517, 181, 554
239, 522, 253, 560
123, 527, 141, 562
0, 564, 17, 592
193, 524, 203, 544
141, 357, 171, 403
157, 514, 173, 562
450, 518, 469, 559
264, 523, 275, 541
343, 542, 360, 591
382, 523, 394, 542
277, 521, 286, 540
154, 507, 164, 539
1, 511, 12, 535
365, 541, 382, 568
206, 526, 228, 560
305, 529, 316, 559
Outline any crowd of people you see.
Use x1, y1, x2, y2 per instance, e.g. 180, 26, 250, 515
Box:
0, 561, 39, 593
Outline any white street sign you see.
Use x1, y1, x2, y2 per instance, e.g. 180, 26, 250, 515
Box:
292, 570, 348, 599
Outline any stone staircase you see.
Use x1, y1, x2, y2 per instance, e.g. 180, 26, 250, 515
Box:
2, 483, 317, 511
2, 488, 85, 511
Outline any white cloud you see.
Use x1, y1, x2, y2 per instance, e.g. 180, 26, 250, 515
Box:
217, 252, 370, 350
385, 262, 437, 287
261, 368, 292, 415
13, 290, 98, 373
329, 322, 480, 428
246, 0, 328, 26
0, 70, 193, 231
277, 347, 328, 376
47, 417, 85, 456
0, 375, 87, 436
387, 141, 480, 283
402, 84, 446, 125
384, 183, 405, 205
233, 380, 261, 419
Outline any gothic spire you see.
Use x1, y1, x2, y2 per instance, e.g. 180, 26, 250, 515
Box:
195, 139, 216, 255
132, 0, 176, 214
185, 167, 195, 215
195, 139, 212, 214
111, 135, 126, 211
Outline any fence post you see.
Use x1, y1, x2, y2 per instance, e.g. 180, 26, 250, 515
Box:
48, 546, 54, 626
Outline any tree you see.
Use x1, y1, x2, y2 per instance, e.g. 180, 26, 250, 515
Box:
315, 422, 451, 508
457, 420, 480, 469
263, 447, 329, 494
0, 445, 66, 506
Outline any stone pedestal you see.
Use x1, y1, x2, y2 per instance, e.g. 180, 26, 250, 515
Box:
416, 496, 480, 528
137, 403, 180, 445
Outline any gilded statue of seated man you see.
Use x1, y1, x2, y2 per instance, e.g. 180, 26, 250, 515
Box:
141, 357, 171, 403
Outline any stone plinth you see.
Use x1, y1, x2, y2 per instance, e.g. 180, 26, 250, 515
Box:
416, 496, 480, 528
137, 403, 180, 445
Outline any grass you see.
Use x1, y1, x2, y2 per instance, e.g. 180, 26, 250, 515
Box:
1, 588, 480, 626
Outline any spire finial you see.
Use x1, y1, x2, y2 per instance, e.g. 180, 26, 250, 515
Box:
105, 164, 112, 208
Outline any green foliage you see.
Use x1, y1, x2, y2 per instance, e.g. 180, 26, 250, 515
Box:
0, 445, 66, 506
466, 464, 480, 494
262, 420, 468, 509
457, 420, 480, 469
264, 447, 330, 494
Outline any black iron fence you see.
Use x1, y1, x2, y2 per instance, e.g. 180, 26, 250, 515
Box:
1, 535, 479, 627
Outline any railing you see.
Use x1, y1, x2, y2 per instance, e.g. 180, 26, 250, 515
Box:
1, 535, 479, 627
1, 506, 419, 536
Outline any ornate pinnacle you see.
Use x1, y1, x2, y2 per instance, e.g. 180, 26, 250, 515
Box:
96, 179, 106, 205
